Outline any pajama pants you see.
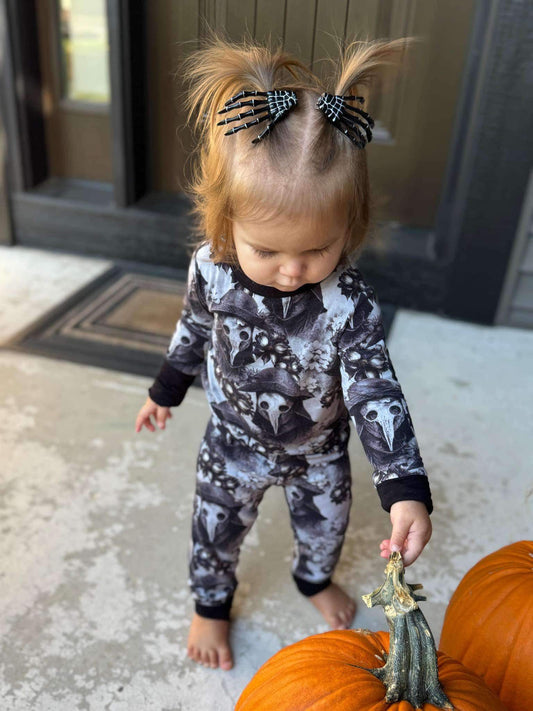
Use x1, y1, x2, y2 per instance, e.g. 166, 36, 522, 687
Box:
189, 418, 353, 620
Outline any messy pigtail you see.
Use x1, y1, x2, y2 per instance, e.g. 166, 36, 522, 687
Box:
181, 27, 313, 139
330, 35, 418, 97
305, 35, 421, 259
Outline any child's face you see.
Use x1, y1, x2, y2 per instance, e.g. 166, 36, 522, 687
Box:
232, 213, 349, 291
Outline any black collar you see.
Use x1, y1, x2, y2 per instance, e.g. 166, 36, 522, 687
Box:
231, 265, 325, 298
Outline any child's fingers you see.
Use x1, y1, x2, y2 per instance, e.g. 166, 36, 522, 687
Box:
156, 407, 171, 429
380, 536, 426, 566
135, 403, 170, 433
389, 521, 411, 557
379, 539, 391, 559
136, 414, 156, 433
401, 536, 426, 567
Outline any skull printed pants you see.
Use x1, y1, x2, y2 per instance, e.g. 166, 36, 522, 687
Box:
189, 417, 353, 620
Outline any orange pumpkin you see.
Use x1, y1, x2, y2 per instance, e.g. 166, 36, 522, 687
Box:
439, 540, 533, 711
235, 628, 507, 710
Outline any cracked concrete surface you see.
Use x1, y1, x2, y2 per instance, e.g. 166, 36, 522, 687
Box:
0, 246, 113, 348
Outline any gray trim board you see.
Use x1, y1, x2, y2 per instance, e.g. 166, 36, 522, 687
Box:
107, 0, 148, 206
432, 0, 490, 265
11, 182, 194, 268
0, 0, 47, 192
442, 0, 533, 324
495, 169, 533, 326
0, 69, 13, 244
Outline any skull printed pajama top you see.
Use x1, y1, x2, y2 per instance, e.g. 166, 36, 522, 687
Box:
149, 243, 433, 620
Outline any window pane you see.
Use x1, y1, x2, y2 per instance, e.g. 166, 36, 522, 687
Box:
58, 0, 110, 104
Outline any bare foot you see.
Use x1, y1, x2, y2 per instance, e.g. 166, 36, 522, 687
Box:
187, 613, 233, 670
307, 583, 357, 630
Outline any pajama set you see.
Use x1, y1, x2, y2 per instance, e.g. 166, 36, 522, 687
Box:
148, 242, 433, 620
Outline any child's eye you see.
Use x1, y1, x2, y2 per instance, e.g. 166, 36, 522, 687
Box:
312, 246, 331, 256
252, 245, 331, 258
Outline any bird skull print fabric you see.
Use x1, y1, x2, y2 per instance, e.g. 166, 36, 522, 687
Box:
188, 417, 353, 614
149, 243, 431, 514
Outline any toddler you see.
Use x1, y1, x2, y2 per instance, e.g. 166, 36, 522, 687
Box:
135, 32, 432, 672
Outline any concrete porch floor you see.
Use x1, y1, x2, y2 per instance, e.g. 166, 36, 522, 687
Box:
1, 246, 532, 710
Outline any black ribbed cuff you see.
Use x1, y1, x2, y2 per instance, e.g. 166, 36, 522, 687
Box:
377, 475, 433, 515
292, 573, 332, 597
195, 597, 233, 621
148, 360, 196, 407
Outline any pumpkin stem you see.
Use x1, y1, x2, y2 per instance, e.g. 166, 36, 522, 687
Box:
362, 552, 454, 710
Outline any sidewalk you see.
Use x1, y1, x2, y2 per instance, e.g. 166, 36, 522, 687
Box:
1, 245, 532, 710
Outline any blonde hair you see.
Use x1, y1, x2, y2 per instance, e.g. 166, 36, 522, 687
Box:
177, 28, 417, 264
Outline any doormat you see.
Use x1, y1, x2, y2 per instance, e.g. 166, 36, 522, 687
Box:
12, 263, 397, 378
11, 264, 189, 378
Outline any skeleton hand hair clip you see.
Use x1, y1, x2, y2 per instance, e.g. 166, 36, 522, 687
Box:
315, 93, 375, 149
216, 89, 298, 144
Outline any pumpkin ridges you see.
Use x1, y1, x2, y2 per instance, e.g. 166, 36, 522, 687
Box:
236, 629, 507, 711
461, 579, 531, 690
236, 631, 390, 711
497, 598, 533, 710
303, 678, 384, 710
435, 655, 507, 711
237, 631, 379, 711
439, 540, 533, 711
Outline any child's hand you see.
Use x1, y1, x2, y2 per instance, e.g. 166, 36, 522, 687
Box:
135, 396, 172, 433
379, 500, 432, 567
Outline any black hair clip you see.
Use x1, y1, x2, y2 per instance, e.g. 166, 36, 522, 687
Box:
217, 89, 298, 144
316, 93, 375, 148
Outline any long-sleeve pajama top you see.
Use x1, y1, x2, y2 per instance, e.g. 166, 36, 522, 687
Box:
148, 242, 433, 514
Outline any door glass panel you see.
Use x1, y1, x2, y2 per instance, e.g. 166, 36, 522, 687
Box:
58, 0, 110, 104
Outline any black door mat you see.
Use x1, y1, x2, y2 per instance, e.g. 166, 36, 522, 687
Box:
10, 262, 189, 378
10, 261, 398, 378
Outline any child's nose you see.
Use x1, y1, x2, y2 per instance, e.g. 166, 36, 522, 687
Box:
279, 258, 305, 277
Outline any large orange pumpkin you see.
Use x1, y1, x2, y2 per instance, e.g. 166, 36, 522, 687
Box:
439, 540, 533, 711
235, 628, 507, 710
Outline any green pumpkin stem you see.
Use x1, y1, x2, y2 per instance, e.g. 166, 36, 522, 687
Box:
362, 552, 453, 710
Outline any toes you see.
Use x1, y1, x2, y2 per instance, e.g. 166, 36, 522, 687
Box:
203, 648, 218, 669
219, 647, 233, 671
188, 645, 211, 668
328, 610, 347, 629
187, 645, 232, 671
335, 612, 349, 629
187, 645, 201, 664
332, 604, 356, 630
